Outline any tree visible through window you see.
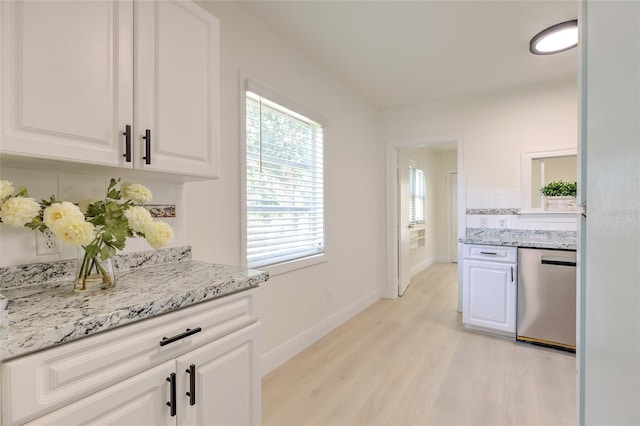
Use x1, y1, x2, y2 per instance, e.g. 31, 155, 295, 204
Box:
409, 164, 425, 224
245, 91, 324, 269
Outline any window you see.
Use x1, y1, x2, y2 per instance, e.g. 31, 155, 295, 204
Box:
243, 86, 325, 272
409, 164, 425, 224
521, 148, 577, 211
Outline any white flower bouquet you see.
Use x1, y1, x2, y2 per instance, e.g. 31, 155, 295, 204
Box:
0, 178, 173, 290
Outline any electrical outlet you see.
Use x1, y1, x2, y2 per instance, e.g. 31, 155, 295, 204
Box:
36, 229, 62, 255
479, 217, 488, 228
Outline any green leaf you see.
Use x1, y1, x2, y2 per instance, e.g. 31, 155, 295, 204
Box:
541, 180, 577, 197
84, 243, 100, 259
100, 244, 115, 260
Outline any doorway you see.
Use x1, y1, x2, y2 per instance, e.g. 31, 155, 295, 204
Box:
385, 134, 465, 304
448, 171, 458, 263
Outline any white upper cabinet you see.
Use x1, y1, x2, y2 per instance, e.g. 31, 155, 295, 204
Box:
0, 0, 220, 179
1, 1, 133, 167
135, 0, 220, 177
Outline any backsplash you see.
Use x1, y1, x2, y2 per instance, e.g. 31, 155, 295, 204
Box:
0, 167, 185, 267
466, 208, 520, 215
466, 211, 577, 232
466, 190, 577, 232
465, 227, 576, 242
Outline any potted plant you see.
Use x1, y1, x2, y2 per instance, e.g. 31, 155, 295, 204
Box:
540, 180, 577, 211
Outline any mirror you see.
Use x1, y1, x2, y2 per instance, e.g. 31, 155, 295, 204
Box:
522, 148, 577, 211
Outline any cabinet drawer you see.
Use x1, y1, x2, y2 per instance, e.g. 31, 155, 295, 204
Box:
463, 244, 516, 263
2, 288, 259, 425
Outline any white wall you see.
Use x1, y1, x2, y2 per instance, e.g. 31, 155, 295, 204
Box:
379, 78, 578, 209
582, 1, 640, 423
188, 1, 385, 372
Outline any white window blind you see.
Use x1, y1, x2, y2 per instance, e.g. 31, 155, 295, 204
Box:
409, 165, 425, 224
245, 91, 324, 269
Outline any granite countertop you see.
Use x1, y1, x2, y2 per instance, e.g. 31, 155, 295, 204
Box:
0, 247, 268, 361
460, 228, 577, 250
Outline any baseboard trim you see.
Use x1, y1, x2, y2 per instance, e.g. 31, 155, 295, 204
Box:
260, 288, 382, 376
410, 256, 435, 277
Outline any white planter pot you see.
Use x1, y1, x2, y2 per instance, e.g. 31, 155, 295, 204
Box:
544, 196, 577, 212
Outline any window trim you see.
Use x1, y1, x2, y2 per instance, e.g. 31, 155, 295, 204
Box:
240, 74, 327, 276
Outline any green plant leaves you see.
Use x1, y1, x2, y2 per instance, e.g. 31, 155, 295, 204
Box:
541, 180, 577, 197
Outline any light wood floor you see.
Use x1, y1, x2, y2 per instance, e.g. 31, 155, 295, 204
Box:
262, 262, 576, 426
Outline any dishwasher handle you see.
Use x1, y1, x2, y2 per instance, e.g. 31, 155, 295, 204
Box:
541, 256, 576, 267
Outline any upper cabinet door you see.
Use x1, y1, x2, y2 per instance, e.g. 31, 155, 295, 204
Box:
136, 0, 220, 178
1, 0, 134, 167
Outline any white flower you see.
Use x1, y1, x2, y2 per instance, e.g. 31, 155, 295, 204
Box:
50, 216, 96, 247
124, 206, 153, 233
43, 202, 84, 229
0, 196, 41, 227
121, 183, 152, 204
0, 180, 14, 201
143, 221, 173, 249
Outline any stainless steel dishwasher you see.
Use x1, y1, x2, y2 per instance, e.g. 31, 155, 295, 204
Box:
517, 248, 576, 350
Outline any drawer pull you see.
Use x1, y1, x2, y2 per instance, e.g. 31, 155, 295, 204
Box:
480, 251, 498, 255
186, 364, 196, 406
159, 327, 202, 346
166, 373, 177, 417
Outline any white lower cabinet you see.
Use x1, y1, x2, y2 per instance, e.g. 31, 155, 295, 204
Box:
462, 244, 517, 336
1, 288, 260, 426
176, 323, 260, 426
25, 361, 177, 426
25, 323, 260, 426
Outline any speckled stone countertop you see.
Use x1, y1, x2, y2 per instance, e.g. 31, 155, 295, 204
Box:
0, 247, 268, 361
460, 228, 577, 250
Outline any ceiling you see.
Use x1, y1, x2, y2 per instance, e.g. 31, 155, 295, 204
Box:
238, 0, 579, 109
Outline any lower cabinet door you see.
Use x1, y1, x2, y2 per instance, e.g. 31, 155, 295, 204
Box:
463, 259, 517, 334
177, 322, 261, 426
25, 361, 177, 426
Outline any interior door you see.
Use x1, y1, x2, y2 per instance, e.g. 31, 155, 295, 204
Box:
398, 155, 411, 296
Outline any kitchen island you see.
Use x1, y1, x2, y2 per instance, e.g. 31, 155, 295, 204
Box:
0, 247, 267, 425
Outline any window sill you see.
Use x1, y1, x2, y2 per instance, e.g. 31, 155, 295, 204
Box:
257, 253, 327, 277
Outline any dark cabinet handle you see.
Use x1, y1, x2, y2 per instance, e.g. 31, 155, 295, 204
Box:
480, 251, 498, 255
541, 258, 577, 267
122, 124, 132, 163
186, 364, 196, 406
143, 129, 151, 164
166, 373, 177, 417
159, 327, 202, 347
511, 266, 514, 282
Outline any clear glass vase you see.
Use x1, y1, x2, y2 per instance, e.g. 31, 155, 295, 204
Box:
74, 247, 116, 291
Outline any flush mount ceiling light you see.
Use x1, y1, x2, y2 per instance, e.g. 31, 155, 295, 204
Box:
530, 19, 578, 55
